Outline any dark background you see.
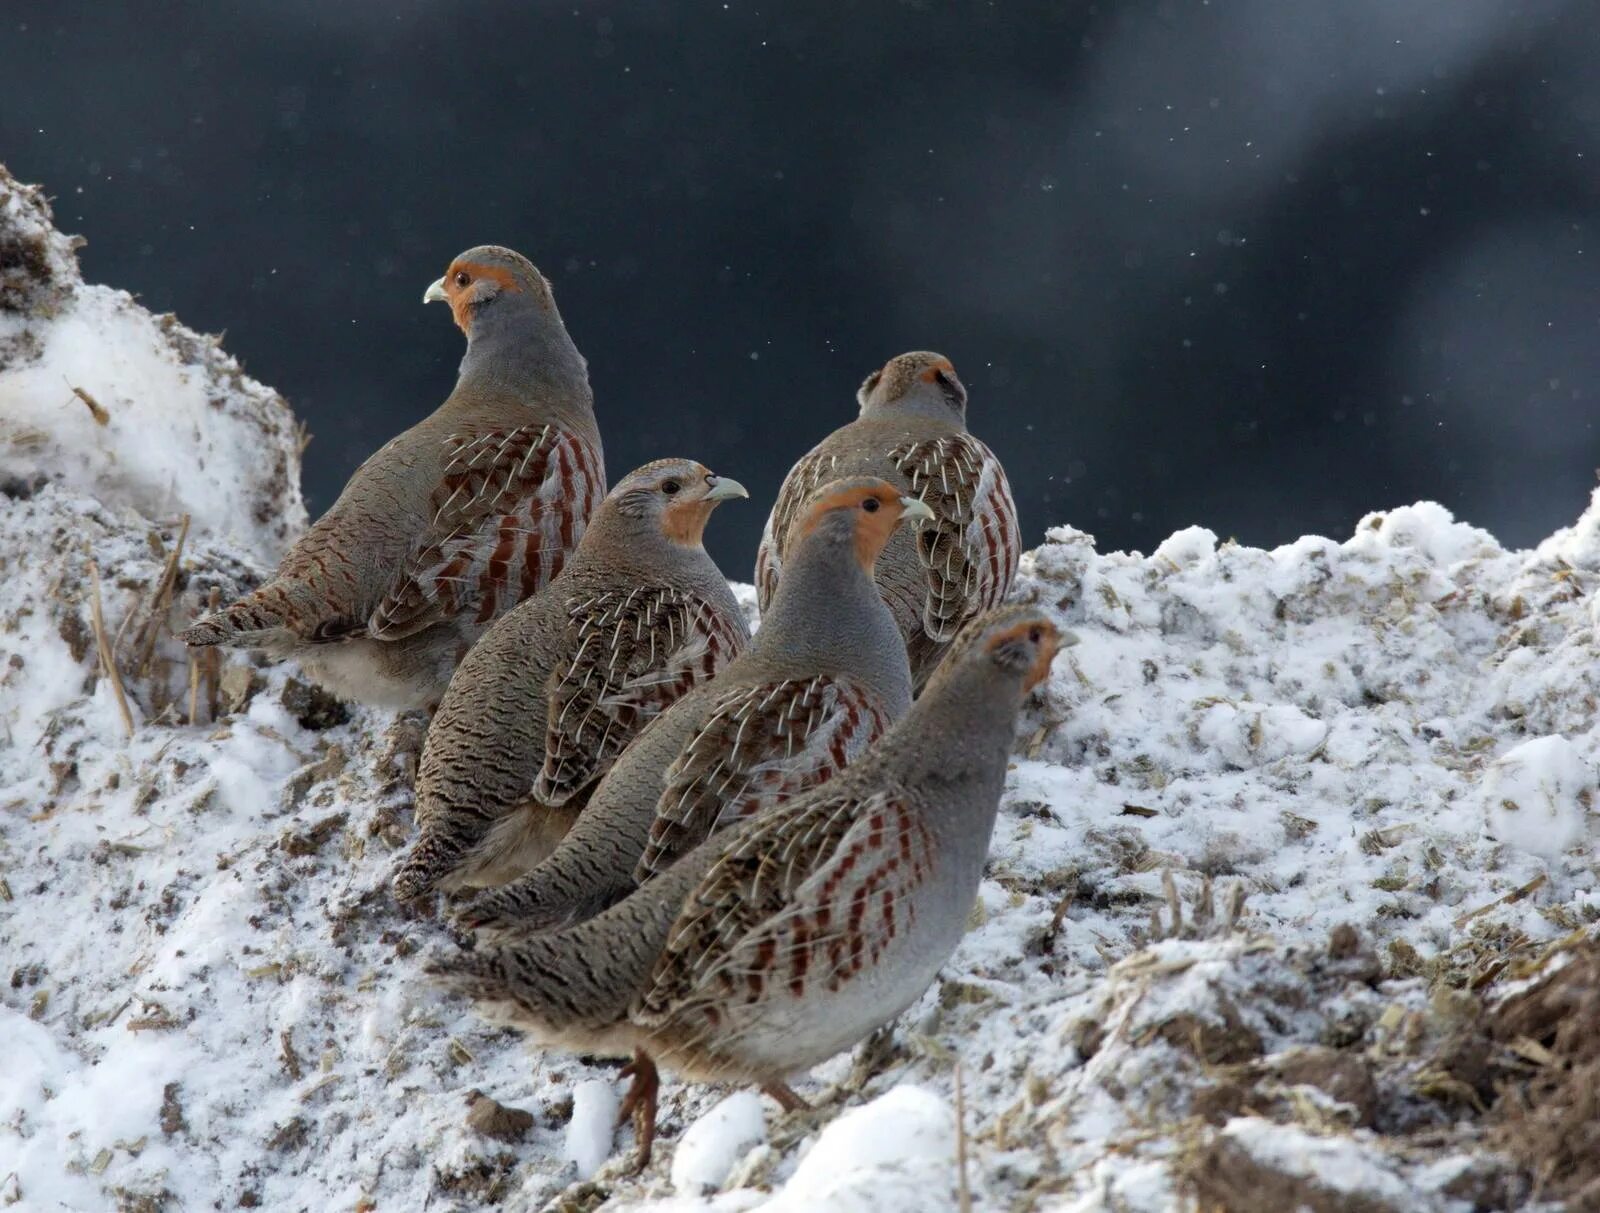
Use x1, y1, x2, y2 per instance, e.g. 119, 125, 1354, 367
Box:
3, 1, 1597, 573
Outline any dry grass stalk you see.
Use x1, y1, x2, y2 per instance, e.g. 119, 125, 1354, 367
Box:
1454, 873, 1548, 929
87, 559, 135, 738
203, 586, 222, 721
187, 652, 201, 726
954, 1061, 972, 1213
136, 513, 190, 676
67, 381, 110, 425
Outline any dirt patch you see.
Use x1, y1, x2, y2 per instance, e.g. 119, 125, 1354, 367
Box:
1485, 941, 1600, 1207
1184, 1128, 1405, 1213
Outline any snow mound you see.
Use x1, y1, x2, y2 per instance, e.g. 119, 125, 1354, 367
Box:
4, 166, 1600, 1210
0, 164, 305, 565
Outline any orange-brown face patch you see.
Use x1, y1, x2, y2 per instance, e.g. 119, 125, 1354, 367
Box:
441, 260, 523, 333
986, 618, 1062, 690
661, 498, 715, 546
917, 358, 957, 384
798, 483, 905, 569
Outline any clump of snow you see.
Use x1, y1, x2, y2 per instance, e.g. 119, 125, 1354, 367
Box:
4, 164, 1600, 1210
765, 1086, 956, 1213
671, 1091, 767, 1195
1482, 735, 1597, 860
567, 1078, 622, 1180
0, 164, 305, 565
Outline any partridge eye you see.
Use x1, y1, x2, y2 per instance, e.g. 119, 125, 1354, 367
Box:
861, 497, 881, 513
1028, 626, 1043, 643
454, 271, 471, 288
662, 479, 682, 495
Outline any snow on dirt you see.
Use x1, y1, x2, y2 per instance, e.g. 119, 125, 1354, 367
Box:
3, 167, 1598, 1211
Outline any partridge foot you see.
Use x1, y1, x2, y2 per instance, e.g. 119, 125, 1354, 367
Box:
616, 1050, 660, 1175
761, 1082, 809, 1113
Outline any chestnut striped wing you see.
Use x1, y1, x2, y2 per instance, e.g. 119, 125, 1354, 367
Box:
753, 448, 843, 611
633, 675, 893, 884
635, 789, 936, 1024
891, 433, 1019, 642
534, 589, 748, 806
369, 425, 604, 640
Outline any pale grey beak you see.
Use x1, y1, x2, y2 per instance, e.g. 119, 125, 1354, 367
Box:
898, 496, 936, 524
423, 277, 448, 305
1059, 630, 1081, 648
703, 476, 749, 503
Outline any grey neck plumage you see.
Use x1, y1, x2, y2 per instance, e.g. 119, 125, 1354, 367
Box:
456, 295, 596, 431
859, 396, 967, 428
872, 655, 1023, 863
752, 517, 911, 710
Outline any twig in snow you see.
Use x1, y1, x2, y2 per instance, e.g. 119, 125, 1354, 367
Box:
1453, 873, 1548, 929
67, 381, 110, 425
87, 559, 135, 738
954, 1061, 972, 1213
136, 514, 190, 676
187, 652, 201, 726
203, 586, 222, 721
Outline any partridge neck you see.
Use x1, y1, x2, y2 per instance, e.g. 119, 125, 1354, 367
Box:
860, 396, 966, 428
881, 663, 1022, 811
752, 528, 908, 704
456, 302, 595, 429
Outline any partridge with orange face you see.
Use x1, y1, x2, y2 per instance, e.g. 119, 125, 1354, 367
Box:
756, 351, 1020, 690
455, 478, 928, 936
181, 246, 605, 709
431, 605, 1067, 1172
392, 460, 750, 904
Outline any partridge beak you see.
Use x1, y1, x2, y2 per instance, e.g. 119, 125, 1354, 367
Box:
703, 477, 749, 503
423, 277, 449, 305
898, 496, 936, 524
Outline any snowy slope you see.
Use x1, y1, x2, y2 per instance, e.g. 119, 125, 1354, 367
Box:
4, 168, 1599, 1212
0, 166, 305, 566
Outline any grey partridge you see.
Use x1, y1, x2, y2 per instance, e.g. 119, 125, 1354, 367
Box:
456, 478, 930, 935
391, 460, 750, 903
430, 604, 1066, 1172
180, 246, 605, 710
755, 351, 1020, 690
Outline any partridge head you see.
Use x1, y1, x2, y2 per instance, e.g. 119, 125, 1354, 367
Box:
857, 350, 968, 420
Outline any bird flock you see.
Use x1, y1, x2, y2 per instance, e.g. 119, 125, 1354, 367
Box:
181, 244, 1061, 1172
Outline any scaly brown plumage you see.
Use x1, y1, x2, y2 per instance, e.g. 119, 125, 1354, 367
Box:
391, 460, 749, 903
455, 478, 929, 936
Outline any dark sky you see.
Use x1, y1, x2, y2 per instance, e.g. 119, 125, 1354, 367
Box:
3, 1, 1597, 573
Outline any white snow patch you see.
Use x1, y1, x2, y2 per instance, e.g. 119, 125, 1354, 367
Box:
671, 1091, 768, 1194
1483, 734, 1597, 860
765, 1085, 956, 1212
567, 1078, 622, 1179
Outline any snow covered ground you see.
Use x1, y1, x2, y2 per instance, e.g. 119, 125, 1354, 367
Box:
4, 166, 1598, 1211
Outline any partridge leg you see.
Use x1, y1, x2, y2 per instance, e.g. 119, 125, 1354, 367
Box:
616, 1050, 660, 1174
762, 1082, 809, 1113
